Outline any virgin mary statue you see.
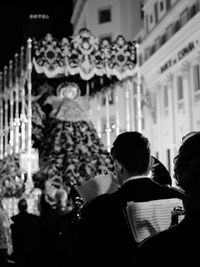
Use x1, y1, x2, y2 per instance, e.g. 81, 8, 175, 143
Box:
33, 82, 114, 200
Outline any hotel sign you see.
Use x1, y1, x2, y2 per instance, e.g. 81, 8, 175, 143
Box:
160, 40, 196, 74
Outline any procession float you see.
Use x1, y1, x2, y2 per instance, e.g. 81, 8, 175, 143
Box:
0, 28, 137, 216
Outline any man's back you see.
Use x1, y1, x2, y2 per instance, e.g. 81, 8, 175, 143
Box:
68, 177, 184, 267
68, 189, 135, 267
11, 211, 42, 267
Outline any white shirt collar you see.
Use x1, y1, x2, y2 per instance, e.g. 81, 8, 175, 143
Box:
122, 175, 150, 186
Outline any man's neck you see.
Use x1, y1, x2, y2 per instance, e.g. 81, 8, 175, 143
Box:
122, 175, 149, 185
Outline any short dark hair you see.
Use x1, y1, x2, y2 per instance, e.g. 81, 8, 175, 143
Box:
174, 132, 200, 194
111, 131, 151, 175
18, 199, 28, 212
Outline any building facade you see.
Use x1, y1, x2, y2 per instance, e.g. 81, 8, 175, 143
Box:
71, 0, 200, 177
136, 0, 200, 175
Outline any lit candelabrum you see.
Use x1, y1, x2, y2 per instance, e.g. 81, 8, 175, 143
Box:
125, 80, 131, 131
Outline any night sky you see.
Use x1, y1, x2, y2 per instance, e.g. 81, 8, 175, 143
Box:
0, 1, 73, 70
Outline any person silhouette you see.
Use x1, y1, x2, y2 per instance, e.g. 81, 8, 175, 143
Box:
136, 131, 200, 266
11, 198, 42, 267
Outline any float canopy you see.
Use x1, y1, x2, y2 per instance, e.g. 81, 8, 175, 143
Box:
33, 28, 137, 95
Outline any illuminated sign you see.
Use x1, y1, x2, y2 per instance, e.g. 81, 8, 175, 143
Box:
160, 41, 196, 74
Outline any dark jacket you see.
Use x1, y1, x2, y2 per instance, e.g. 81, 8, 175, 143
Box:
67, 177, 184, 267
136, 213, 200, 266
11, 211, 42, 267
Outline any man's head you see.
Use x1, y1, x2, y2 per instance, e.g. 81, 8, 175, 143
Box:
111, 131, 151, 185
174, 132, 200, 195
18, 198, 28, 212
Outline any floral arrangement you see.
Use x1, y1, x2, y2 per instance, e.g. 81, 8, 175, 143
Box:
0, 154, 25, 198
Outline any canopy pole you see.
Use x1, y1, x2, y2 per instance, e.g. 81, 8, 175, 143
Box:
105, 91, 111, 152
26, 38, 33, 192
9, 60, 14, 155
3, 66, 8, 157
0, 72, 3, 159
136, 44, 142, 133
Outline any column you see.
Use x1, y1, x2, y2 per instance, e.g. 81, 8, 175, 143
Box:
180, 60, 193, 132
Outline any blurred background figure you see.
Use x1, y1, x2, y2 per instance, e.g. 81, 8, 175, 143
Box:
40, 187, 76, 267
11, 198, 42, 267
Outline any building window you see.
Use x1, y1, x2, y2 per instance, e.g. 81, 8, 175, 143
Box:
98, 8, 111, 24
161, 33, 166, 45
149, 14, 153, 24
177, 76, 183, 100
144, 47, 150, 61
164, 85, 169, 108
193, 65, 200, 102
155, 36, 161, 50
166, 24, 173, 40
154, 3, 158, 23
180, 8, 188, 27
177, 76, 184, 110
166, 0, 171, 10
160, 1, 164, 11
140, 3, 144, 19
190, 4, 197, 18
174, 20, 180, 33
164, 85, 169, 116
193, 65, 200, 91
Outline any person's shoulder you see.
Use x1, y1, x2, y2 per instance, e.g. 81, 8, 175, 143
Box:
167, 186, 185, 199
82, 191, 119, 218
28, 213, 40, 218
11, 213, 19, 222
86, 191, 119, 208
149, 179, 185, 200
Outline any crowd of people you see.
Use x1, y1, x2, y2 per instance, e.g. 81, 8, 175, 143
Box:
0, 130, 199, 267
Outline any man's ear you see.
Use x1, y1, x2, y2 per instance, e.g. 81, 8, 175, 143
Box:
114, 160, 123, 174
147, 156, 154, 177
